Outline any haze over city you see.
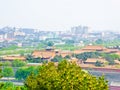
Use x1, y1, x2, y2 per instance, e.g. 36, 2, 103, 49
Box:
0, 0, 120, 31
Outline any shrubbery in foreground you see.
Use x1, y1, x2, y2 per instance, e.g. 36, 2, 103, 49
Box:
25, 60, 108, 90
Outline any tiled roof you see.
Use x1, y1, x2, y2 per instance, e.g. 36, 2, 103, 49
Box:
104, 49, 119, 53
32, 50, 56, 59
82, 45, 107, 50
3, 56, 26, 61
85, 58, 107, 63
32, 50, 72, 58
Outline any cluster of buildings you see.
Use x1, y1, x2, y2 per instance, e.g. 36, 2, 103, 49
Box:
1, 45, 120, 68
0, 25, 120, 49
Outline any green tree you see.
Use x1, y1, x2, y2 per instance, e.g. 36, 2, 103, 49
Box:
15, 66, 42, 80
25, 60, 108, 90
0, 63, 4, 89
26, 54, 34, 63
12, 60, 26, 67
64, 55, 71, 59
2, 67, 14, 78
51, 55, 63, 62
95, 61, 102, 67
47, 41, 54, 47
95, 39, 103, 44
1, 82, 14, 90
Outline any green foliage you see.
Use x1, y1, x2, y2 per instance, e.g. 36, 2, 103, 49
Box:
0, 63, 4, 89
55, 44, 82, 51
75, 52, 101, 61
0, 82, 27, 90
95, 61, 102, 67
25, 60, 108, 90
51, 55, 63, 62
26, 54, 45, 63
15, 66, 42, 80
12, 60, 26, 67
0, 63, 3, 78
1, 82, 14, 90
47, 41, 54, 46
64, 55, 71, 59
95, 39, 103, 44
3, 61, 11, 67
2, 67, 14, 77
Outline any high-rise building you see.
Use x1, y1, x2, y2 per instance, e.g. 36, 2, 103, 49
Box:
71, 25, 88, 35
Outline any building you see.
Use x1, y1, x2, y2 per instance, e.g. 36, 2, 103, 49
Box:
82, 45, 107, 52
2, 56, 26, 62
71, 25, 88, 35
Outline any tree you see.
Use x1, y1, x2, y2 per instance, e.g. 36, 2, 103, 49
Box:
25, 60, 108, 90
12, 60, 26, 67
51, 55, 63, 62
15, 66, 42, 80
2, 67, 14, 78
105, 54, 115, 65
95, 39, 103, 44
0, 63, 4, 89
0, 82, 27, 90
47, 41, 54, 47
64, 55, 71, 59
15, 67, 34, 80
95, 61, 102, 67
26, 54, 34, 63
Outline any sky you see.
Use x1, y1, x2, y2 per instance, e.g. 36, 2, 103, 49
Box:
0, 0, 120, 31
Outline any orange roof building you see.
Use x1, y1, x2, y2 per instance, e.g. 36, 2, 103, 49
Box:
32, 50, 56, 59
82, 45, 107, 52
2, 56, 26, 61
32, 49, 73, 59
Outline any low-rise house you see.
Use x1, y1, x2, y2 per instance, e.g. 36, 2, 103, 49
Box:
32, 50, 56, 60
32, 49, 72, 60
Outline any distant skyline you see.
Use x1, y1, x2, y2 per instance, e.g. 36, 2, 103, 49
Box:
0, 0, 120, 31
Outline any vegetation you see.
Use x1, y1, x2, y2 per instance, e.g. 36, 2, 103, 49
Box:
26, 54, 47, 63
15, 66, 42, 80
3, 61, 11, 67
0, 82, 27, 90
2, 67, 14, 78
25, 60, 108, 90
64, 55, 71, 59
95, 61, 102, 67
55, 44, 82, 51
12, 60, 26, 67
51, 55, 63, 62
74, 52, 120, 65
47, 41, 54, 47
75, 52, 101, 61
0, 63, 4, 89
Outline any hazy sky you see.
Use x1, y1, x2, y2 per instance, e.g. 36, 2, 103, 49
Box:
0, 0, 120, 31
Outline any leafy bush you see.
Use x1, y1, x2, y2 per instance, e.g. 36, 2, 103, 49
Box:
12, 60, 26, 67
2, 67, 14, 77
25, 60, 108, 90
95, 61, 102, 67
